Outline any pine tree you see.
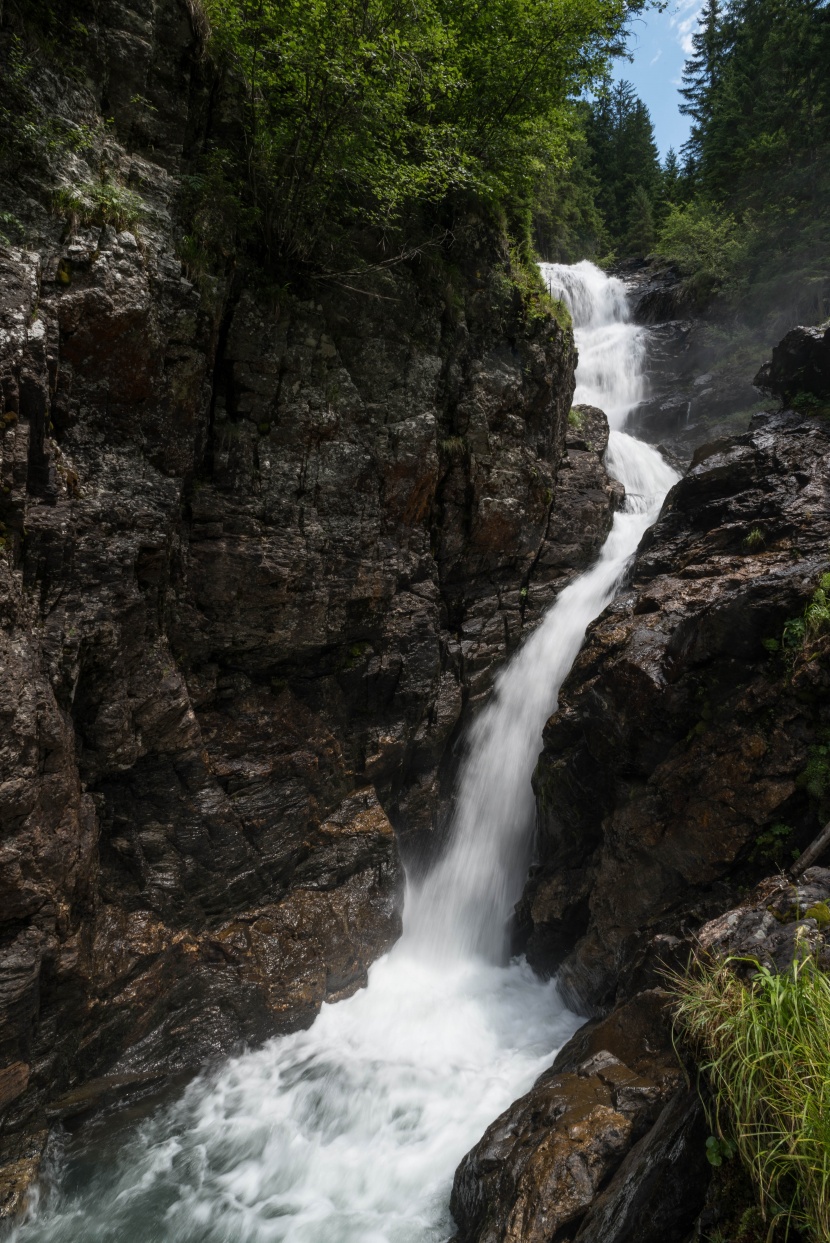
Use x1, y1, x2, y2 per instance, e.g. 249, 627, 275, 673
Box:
679, 0, 724, 161
586, 80, 661, 252
624, 183, 655, 254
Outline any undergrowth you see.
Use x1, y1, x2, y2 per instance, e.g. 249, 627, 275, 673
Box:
763, 573, 830, 661
53, 180, 144, 232
673, 955, 830, 1241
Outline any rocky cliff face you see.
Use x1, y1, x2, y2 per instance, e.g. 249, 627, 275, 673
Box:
456, 365, 830, 1242
0, 0, 623, 1205
521, 408, 830, 1013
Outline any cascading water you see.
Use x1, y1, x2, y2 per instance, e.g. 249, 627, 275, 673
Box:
11, 263, 679, 1243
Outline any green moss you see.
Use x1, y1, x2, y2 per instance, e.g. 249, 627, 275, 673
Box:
805, 902, 830, 929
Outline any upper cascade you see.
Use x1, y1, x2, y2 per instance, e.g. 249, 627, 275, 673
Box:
540, 259, 646, 427
539, 259, 629, 330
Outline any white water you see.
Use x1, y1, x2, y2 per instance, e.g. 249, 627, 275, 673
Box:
12, 263, 679, 1243
541, 259, 648, 423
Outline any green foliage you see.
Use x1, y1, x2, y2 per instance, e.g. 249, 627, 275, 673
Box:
585, 79, 661, 255
673, 955, 830, 1241
438, 435, 466, 461
743, 527, 764, 549
201, 0, 642, 268
0, 36, 98, 175
799, 737, 830, 807
653, 0, 830, 324
568, 406, 585, 428
772, 573, 830, 663
750, 822, 794, 866
655, 199, 745, 285
53, 180, 144, 232
531, 103, 608, 261
706, 1134, 738, 1167
804, 574, 830, 640
0, 210, 25, 246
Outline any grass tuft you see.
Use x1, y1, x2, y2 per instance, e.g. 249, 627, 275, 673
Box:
672, 954, 830, 1241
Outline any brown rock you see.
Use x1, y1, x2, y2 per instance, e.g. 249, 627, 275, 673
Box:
523, 410, 830, 1013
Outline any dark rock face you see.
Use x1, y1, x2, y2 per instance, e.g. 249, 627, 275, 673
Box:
755, 322, 830, 402
522, 410, 830, 1015
450, 990, 685, 1243
0, 0, 623, 1204
616, 263, 761, 458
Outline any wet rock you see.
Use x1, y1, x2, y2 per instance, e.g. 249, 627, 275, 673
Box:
625, 261, 697, 325
523, 409, 830, 1014
696, 866, 830, 973
755, 322, 830, 402
570, 1089, 709, 1243
0, 0, 625, 1201
451, 990, 682, 1243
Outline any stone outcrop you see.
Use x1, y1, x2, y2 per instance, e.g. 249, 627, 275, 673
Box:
455, 863, 830, 1243
611, 261, 761, 458
755, 322, 830, 403
0, 0, 625, 1204
520, 408, 830, 1015
450, 989, 689, 1243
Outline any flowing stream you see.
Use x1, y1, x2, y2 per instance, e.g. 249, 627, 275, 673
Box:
12, 262, 679, 1243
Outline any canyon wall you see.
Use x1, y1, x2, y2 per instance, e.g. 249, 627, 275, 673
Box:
0, 0, 622, 1204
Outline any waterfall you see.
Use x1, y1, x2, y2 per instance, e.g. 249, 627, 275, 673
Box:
541, 259, 647, 425
14, 264, 679, 1243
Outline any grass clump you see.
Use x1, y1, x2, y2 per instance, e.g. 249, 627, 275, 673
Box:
673, 954, 830, 1241
53, 180, 144, 232
764, 572, 830, 660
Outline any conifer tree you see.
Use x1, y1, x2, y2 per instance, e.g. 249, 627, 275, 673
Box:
586, 79, 660, 253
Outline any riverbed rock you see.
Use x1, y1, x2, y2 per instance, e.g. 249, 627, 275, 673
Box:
451, 989, 683, 1243
522, 408, 830, 1015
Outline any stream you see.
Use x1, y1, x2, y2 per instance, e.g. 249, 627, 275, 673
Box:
11, 262, 679, 1243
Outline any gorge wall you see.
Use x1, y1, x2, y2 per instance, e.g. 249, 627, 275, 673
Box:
453, 388, 830, 1242
0, 0, 624, 1205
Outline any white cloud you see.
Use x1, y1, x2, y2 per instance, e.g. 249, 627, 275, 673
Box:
669, 0, 704, 55
649, 48, 663, 65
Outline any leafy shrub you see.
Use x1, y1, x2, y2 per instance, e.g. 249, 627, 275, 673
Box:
750, 822, 794, 866
655, 199, 747, 285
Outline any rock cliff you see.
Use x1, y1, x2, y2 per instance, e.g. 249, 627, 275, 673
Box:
0, 0, 621, 1205
522, 408, 830, 1013
452, 341, 830, 1241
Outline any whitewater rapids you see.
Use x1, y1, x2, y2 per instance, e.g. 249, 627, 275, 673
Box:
11, 261, 678, 1243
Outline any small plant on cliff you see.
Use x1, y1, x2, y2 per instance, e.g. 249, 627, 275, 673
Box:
53, 180, 144, 233
673, 954, 830, 1242
749, 822, 795, 867
744, 527, 764, 550
765, 573, 830, 662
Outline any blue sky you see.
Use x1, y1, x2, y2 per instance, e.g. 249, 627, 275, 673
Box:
612, 0, 704, 159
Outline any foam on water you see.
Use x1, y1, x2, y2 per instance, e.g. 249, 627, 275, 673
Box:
12, 262, 679, 1243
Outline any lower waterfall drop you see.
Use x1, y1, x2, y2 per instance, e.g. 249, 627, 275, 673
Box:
13, 263, 679, 1243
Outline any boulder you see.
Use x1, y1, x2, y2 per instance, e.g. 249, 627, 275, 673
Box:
755, 323, 830, 402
